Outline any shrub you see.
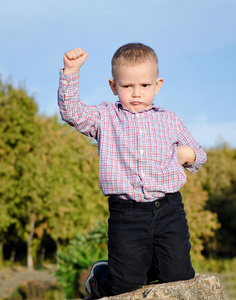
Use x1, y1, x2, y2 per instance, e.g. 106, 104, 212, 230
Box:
55, 221, 108, 298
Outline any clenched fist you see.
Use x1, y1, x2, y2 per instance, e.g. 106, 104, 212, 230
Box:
63, 48, 88, 75
177, 146, 196, 165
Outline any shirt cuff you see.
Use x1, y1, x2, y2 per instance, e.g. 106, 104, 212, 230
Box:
59, 69, 80, 93
183, 149, 202, 174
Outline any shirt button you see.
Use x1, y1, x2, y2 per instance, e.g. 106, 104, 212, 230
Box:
136, 114, 140, 118
140, 149, 144, 155
141, 172, 145, 177
62, 80, 68, 85
155, 201, 160, 207
139, 130, 143, 134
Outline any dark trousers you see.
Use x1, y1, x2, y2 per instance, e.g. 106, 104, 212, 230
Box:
90, 192, 195, 298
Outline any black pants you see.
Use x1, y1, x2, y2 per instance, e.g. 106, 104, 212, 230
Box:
90, 192, 195, 298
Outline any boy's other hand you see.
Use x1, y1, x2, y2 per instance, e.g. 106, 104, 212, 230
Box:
177, 146, 196, 165
63, 48, 88, 75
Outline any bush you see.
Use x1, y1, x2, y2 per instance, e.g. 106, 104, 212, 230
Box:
193, 257, 236, 273
55, 221, 108, 298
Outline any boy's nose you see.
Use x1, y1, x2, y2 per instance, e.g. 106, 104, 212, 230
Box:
132, 87, 141, 97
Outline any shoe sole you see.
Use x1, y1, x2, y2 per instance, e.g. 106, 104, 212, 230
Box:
83, 260, 108, 298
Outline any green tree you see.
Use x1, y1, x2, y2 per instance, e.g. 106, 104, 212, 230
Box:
199, 145, 236, 257
0, 79, 108, 268
0, 79, 46, 269
39, 116, 108, 245
181, 172, 220, 261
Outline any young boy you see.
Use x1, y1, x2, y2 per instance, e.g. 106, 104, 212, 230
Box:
58, 43, 207, 299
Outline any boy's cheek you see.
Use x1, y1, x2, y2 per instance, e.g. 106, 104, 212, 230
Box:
118, 91, 128, 102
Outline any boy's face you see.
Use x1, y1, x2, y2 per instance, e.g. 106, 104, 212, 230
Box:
109, 60, 163, 113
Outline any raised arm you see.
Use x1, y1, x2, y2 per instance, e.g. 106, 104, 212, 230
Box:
58, 48, 101, 139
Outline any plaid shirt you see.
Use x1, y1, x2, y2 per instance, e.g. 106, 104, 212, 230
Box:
58, 70, 207, 202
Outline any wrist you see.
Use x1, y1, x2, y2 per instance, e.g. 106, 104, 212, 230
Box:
63, 67, 80, 75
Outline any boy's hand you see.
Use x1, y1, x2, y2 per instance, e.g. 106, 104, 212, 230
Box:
177, 146, 196, 165
63, 48, 88, 75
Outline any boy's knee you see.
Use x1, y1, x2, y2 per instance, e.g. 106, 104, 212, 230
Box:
160, 267, 195, 283
110, 282, 142, 296
109, 272, 145, 295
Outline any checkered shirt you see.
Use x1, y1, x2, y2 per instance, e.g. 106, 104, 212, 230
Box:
58, 70, 207, 202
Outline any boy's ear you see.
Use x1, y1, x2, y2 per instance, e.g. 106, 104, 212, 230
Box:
155, 78, 164, 95
109, 79, 118, 95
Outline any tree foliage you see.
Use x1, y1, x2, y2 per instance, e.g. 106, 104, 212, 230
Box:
198, 145, 236, 257
0, 79, 108, 269
0, 79, 40, 268
181, 173, 220, 260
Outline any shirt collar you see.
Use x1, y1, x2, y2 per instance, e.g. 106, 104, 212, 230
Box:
115, 101, 166, 113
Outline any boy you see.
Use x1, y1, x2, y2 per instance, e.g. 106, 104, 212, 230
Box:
58, 43, 207, 299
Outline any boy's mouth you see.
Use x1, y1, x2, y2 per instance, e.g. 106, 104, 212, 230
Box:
131, 101, 142, 105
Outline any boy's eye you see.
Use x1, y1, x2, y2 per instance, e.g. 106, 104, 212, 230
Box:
123, 85, 130, 88
142, 84, 149, 87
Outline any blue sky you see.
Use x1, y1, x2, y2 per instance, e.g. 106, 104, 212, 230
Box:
1, 0, 235, 149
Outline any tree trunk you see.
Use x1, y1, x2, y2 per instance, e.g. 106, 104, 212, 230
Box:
40, 246, 46, 262
27, 213, 35, 271
10, 246, 16, 263
0, 235, 4, 268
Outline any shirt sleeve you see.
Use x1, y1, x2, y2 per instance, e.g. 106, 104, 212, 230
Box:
176, 116, 207, 174
57, 69, 101, 139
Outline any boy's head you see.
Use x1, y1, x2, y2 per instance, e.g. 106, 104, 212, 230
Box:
111, 43, 159, 78
109, 43, 163, 113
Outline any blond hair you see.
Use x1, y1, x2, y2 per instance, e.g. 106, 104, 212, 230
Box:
111, 43, 159, 77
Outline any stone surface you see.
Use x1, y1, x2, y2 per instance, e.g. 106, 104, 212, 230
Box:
100, 274, 229, 300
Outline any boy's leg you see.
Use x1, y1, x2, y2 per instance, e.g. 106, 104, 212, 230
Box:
90, 197, 154, 298
151, 192, 195, 283
89, 192, 194, 298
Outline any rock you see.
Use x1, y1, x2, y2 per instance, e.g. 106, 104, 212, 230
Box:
100, 274, 229, 300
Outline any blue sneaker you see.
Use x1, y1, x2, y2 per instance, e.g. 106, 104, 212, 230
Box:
83, 260, 108, 299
